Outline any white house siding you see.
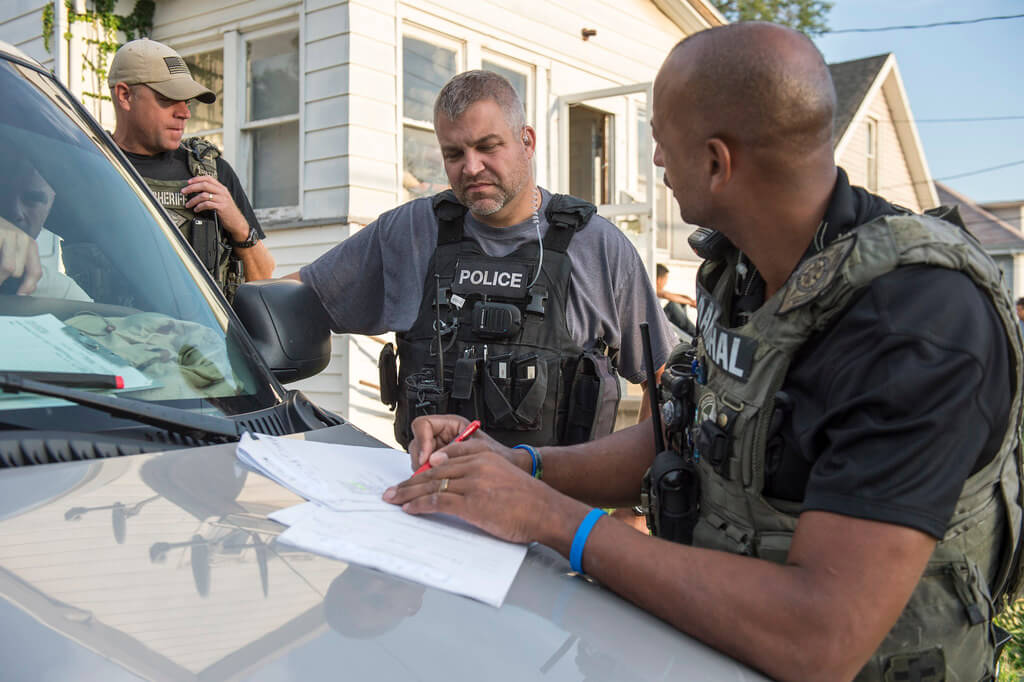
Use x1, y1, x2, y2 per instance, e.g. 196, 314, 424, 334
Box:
838, 88, 922, 214
0, 1, 53, 70
5, 0, 714, 446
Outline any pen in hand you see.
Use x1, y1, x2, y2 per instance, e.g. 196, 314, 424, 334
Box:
414, 419, 480, 476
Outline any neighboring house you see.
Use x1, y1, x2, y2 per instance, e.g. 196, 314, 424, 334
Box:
937, 183, 1024, 299
829, 53, 937, 213
1, 0, 724, 446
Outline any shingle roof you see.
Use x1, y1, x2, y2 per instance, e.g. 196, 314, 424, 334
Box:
828, 54, 890, 147
936, 181, 1024, 251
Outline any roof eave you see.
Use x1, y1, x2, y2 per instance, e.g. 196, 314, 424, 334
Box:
651, 0, 726, 34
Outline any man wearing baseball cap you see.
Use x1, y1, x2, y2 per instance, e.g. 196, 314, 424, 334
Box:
108, 38, 274, 300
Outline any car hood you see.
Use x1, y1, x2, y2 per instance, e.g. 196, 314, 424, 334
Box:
0, 424, 767, 681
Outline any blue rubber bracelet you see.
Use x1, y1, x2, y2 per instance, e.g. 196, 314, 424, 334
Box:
514, 444, 539, 477
569, 508, 606, 573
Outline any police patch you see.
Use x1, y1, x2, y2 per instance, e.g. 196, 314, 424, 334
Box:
451, 256, 531, 299
777, 234, 856, 314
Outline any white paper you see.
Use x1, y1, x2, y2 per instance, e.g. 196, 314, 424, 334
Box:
240, 434, 528, 607
0, 314, 150, 392
236, 432, 410, 512
276, 503, 527, 608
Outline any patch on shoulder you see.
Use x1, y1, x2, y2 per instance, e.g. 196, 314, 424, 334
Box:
777, 234, 856, 315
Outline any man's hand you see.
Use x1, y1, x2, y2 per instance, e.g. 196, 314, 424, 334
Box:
0, 221, 42, 295
182, 175, 250, 242
383, 448, 585, 546
181, 176, 276, 280
408, 414, 528, 472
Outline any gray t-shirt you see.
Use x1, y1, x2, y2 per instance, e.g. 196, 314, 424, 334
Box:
301, 188, 676, 383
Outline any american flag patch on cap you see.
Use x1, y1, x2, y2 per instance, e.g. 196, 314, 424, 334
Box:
163, 56, 189, 75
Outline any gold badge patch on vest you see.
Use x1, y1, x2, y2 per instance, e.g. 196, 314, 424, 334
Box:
777, 234, 856, 314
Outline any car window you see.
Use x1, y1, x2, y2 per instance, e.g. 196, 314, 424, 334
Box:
0, 58, 280, 425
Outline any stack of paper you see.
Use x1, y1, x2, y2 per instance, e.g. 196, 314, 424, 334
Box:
236, 433, 527, 607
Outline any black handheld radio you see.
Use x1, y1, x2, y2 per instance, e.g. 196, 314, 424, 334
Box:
639, 322, 701, 544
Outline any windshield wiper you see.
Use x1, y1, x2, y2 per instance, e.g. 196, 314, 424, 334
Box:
0, 372, 240, 441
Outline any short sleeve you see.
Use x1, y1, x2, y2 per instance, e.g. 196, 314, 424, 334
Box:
785, 267, 1012, 539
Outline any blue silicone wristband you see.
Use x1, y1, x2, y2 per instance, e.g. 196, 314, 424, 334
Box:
569, 508, 606, 573
514, 444, 539, 477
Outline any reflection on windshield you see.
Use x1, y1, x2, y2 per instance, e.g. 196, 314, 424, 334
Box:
0, 59, 277, 420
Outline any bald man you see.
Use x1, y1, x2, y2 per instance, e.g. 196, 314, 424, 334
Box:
383, 23, 1022, 681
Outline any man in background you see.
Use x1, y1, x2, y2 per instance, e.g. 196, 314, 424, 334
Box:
108, 38, 274, 300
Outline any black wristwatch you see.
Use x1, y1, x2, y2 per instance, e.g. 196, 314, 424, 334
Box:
230, 226, 259, 249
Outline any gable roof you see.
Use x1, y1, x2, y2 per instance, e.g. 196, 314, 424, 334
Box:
828, 52, 938, 210
828, 54, 889, 144
936, 181, 1024, 253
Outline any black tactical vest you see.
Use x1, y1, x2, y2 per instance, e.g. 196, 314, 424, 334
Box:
386, 190, 621, 448
142, 138, 243, 301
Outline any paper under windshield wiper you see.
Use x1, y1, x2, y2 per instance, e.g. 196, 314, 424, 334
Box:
0, 372, 240, 440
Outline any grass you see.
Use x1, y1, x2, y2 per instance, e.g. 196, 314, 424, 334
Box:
997, 598, 1024, 681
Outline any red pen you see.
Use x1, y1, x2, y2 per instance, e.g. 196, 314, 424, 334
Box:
414, 419, 480, 475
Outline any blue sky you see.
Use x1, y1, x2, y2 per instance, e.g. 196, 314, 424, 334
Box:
814, 0, 1023, 206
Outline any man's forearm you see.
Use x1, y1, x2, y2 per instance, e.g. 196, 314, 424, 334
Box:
237, 241, 275, 280
535, 506, 934, 682
539, 421, 657, 508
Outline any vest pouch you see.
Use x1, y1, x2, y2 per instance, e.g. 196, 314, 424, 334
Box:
564, 349, 621, 445
189, 218, 230, 279
377, 342, 399, 410
753, 531, 792, 563
692, 510, 753, 555
858, 559, 998, 682
482, 352, 552, 432
404, 371, 448, 420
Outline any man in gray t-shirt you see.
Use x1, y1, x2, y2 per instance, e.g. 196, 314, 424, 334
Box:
289, 70, 673, 444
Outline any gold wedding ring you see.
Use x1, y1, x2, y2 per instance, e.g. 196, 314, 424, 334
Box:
207, 192, 213, 200
439, 478, 450, 493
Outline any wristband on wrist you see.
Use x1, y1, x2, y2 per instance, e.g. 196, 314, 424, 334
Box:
569, 508, 606, 573
513, 444, 542, 479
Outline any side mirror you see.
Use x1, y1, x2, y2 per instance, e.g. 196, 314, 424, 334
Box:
232, 279, 332, 383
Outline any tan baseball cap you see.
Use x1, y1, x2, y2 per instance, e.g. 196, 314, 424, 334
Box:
108, 38, 215, 104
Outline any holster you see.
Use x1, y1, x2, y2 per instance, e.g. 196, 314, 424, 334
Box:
641, 448, 700, 544
378, 342, 399, 410
563, 346, 621, 444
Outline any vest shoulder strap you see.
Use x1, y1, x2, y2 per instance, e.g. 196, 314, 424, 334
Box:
181, 137, 220, 179
431, 189, 466, 245
543, 194, 596, 253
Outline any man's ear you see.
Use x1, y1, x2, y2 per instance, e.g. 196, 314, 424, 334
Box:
706, 137, 732, 194
112, 83, 132, 111
521, 125, 536, 157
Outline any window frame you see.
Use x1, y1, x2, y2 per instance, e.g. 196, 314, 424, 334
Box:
175, 21, 302, 221
866, 116, 878, 193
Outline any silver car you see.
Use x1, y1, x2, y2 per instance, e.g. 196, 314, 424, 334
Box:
0, 41, 767, 681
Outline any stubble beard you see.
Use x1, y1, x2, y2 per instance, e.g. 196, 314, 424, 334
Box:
457, 164, 529, 218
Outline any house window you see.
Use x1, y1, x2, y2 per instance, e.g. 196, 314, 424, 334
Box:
569, 104, 613, 206
244, 32, 300, 210
183, 50, 224, 151
866, 117, 878, 192
481, 54, 532, 124
181, 30, 299, 215
402, 33, 459, 201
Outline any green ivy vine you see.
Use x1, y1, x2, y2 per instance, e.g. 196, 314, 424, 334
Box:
42, 0, 155, 101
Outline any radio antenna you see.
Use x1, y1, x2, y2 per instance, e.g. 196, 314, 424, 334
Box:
640, 322, 665, 453
435, 273, 444, 391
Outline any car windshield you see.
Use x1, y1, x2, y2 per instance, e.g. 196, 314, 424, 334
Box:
0, 57, 281, 427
